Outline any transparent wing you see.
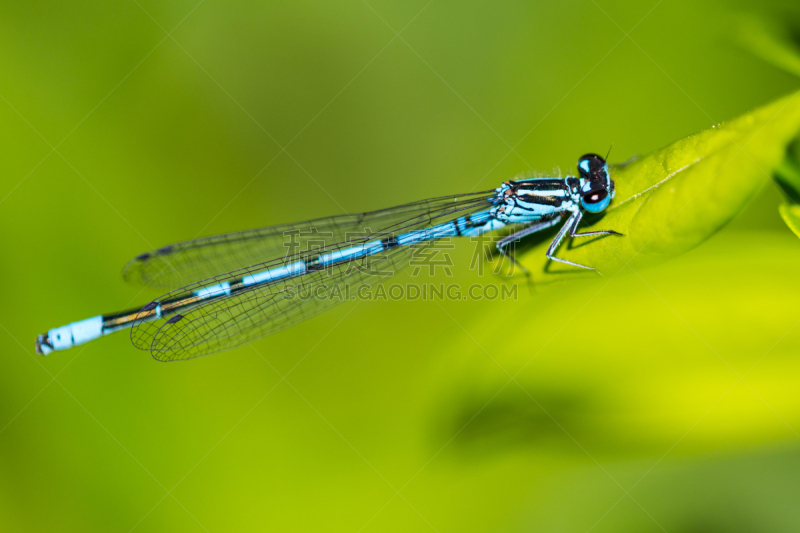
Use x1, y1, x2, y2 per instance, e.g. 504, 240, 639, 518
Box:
129, 193, 494, 361
123, 190, 494, 289
137, 243, 423, 361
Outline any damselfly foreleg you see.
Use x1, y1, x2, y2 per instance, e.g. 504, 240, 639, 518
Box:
546, 210, 622, 271
545, 211, 591, 270
568, 210, 624, 238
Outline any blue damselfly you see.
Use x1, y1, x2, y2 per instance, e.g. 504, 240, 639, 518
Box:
36, 154, 620, 361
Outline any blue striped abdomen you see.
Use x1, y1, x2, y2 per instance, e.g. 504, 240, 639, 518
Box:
220, 208, 501, 294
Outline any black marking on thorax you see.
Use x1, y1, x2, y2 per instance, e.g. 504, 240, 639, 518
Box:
511, 178, 568, 192
516, 194, 563, 207
507, 179, 569, 208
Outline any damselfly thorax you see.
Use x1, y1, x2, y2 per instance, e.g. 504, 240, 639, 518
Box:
492, 178, 579, 223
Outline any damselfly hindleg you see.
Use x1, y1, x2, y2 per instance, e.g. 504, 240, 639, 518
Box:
496, 216, 563, 276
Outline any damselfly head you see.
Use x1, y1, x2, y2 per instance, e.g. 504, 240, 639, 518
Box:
577, 153, 614, 213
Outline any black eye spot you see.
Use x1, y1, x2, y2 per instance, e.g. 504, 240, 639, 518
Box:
583, 189, 608, 204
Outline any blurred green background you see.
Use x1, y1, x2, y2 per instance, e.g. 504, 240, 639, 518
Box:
2, 0, 800, 531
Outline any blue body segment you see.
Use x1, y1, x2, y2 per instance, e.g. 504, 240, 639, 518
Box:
37, 315, 106, 354
194, 282, 231, 299
317, 241, 384, 266
36, 153, 621, 360
242, 260, 306, 286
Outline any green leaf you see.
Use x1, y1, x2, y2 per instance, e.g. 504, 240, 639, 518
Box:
508, 90, 800, 282
774, 146, 800, 203
779, 203, 800, 238
737, 15, 800, 218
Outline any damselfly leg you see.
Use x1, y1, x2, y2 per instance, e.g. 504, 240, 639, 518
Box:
568, 210, 624, 239
496, 216, 563, 277
546, 210, 623, 271
496, 210, 623, 275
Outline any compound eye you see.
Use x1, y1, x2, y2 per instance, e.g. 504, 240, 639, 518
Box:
581, 189, 610, 213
